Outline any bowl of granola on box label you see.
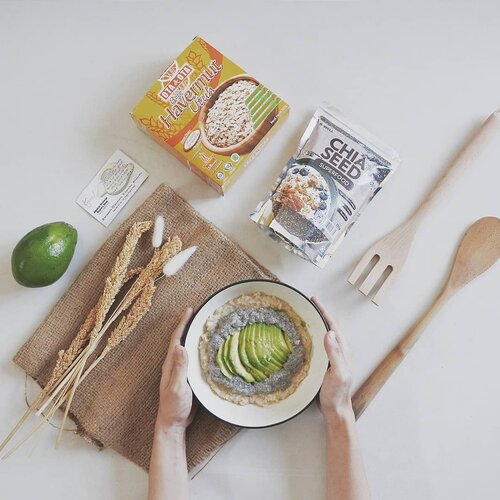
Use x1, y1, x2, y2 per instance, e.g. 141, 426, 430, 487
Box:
199, 74, 279, 155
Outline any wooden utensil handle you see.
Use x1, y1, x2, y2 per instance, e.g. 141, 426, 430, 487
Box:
352, 287, 451, 419
352, 348, 404, 420
412, 110, 500, 223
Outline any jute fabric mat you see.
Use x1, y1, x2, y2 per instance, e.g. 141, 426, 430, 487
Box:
14, 183, 277, 471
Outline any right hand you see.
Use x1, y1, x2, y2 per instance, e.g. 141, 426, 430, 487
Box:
311, 297, 354, 425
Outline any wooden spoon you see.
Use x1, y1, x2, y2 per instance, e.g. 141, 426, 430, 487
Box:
352, 217, 500, 419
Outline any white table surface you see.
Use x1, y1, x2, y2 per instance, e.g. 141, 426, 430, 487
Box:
1, 1, 499, 499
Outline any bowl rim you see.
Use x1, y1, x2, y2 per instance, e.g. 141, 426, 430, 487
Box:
182, 278, 329, 429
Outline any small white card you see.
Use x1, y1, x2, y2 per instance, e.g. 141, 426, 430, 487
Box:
76, 150, 149, 227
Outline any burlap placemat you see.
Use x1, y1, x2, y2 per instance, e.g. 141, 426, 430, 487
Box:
14, 183, 277, 471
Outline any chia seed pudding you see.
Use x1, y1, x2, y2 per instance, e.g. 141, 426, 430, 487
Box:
207, 308, 306, 395
199, 292, 312, 406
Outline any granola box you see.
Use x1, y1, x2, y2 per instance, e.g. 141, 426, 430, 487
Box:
131, 36, 290, 195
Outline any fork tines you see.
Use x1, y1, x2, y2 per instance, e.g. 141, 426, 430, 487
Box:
348, 254, 395, 305
347, 219, 417, 305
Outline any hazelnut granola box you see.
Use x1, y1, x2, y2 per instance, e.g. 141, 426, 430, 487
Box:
131, 36, 289, 195
250, 103, 400, 267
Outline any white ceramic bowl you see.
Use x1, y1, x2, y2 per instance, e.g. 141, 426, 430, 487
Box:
184, 279, 329, 428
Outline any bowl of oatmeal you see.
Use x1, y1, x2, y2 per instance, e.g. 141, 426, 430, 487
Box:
184, 279, 329, 428
199, 75, 279, 155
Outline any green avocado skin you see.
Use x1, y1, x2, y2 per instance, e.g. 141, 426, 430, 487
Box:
11, 222, 78, 287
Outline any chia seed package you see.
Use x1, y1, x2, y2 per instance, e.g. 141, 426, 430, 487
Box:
250, 103, 400, 267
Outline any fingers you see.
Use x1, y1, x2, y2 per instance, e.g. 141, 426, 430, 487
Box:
169, 345, 189, 390
172, 307, 194, 345
323, 330, 341, 365
323, 331, 353, 387
162, 307, 194, 375
311, 296, 341, 333
333, 327, 352, 368
311, 296, 351, 363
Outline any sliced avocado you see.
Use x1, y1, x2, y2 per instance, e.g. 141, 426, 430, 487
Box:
259, 324, 287, 365
239, 327, 267, 382
255, 324, 283, 372
216, 339, 234, 379
229, 330, 255, 383
217, 324, 292, 383
271, 325, 293, 359
245, 324, 274, 376
271, 334, 289, 364
269, 325, 291, 357
223, 335, 237, 376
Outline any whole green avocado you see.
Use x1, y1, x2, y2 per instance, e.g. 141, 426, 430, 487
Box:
11, 222, 78, 287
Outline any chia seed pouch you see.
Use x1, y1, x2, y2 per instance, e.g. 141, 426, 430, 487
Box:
250, 103, 400, 267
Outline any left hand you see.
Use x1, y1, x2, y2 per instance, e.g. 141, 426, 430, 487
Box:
156, 307, 197, 431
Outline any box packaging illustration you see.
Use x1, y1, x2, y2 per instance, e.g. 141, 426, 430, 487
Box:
131, 36, 290, 195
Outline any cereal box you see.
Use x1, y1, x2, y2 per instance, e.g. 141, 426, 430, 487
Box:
131, 36, 290, 195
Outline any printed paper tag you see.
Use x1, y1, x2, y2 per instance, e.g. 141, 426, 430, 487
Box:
76, 150, 148, 227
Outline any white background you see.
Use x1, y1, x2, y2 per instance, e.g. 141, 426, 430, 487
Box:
1, 1, 499, 499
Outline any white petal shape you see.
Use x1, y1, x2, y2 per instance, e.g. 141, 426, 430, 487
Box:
163, 246, 197, 277
152, 215, 165, 248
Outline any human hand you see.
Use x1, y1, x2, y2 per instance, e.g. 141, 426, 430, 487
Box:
311, 297, 354, 426
156, 307, 196, 432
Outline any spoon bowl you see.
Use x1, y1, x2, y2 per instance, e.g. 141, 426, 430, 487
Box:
352, 216, 500, 419
447, 217, 500, 291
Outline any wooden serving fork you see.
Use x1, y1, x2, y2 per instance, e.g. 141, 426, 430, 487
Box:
348, 110, 500, 305
352, 217, 500, 419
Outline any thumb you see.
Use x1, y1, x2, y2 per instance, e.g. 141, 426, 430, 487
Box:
323, 331, 340, 365
169, 345, 189, 389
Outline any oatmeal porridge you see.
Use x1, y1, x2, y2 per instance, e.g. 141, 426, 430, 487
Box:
199, 292, 312, 407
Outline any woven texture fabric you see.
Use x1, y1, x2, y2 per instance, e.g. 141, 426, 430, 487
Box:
14, 183, 277, 471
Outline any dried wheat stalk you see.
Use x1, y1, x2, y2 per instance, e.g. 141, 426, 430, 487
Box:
77, 278, 156, 387
34, 266, 145, 419
47, 221, 150, 396
88, 220, 152, 344
0, 223, 151, 455
1, 219, 186, 457
121, 236, 181, 311
55, 234, 176, 447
